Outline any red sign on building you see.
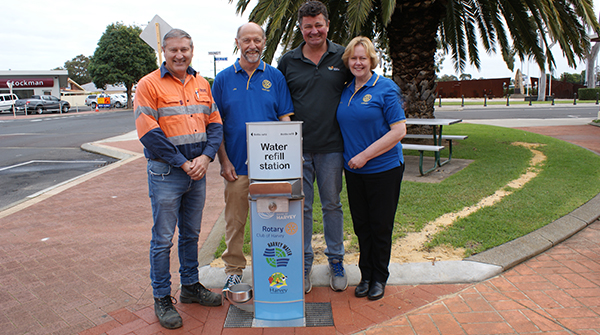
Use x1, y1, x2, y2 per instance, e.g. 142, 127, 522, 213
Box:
0, 78, 54, 89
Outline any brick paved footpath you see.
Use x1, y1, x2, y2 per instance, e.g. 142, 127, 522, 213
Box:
0, 124, 598, 334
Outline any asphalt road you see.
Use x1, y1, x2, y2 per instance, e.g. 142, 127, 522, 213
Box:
434, 102, 599, 120
0, 110, 135, 210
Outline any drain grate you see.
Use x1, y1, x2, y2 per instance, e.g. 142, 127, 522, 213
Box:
224, 305, 254, 328
224, 302, 334, 328
305, 302, 334, 327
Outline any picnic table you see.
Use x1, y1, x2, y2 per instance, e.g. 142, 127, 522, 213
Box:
402, 118, 465, 175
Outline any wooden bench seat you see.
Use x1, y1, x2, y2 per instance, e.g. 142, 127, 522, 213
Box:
401, 144, 445, 152
403, 134, 468, 174
403, 134, 468, 141
401, 144, 445, 175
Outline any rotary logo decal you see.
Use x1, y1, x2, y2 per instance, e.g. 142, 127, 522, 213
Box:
285, 222, 298, 235
268, 272, 288, 288
362, 94, 372, 103
263, 241, 292, 268
262, 80, 272, 90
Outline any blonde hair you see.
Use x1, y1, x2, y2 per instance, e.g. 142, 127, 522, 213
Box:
342, 36, 379, 70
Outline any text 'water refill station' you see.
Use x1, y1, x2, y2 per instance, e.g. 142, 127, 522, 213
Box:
247, 121, 304, 327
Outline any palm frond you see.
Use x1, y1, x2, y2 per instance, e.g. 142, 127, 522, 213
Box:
347, 0, 375, 35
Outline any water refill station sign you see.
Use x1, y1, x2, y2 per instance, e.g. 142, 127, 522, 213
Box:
247, 121, 304, 327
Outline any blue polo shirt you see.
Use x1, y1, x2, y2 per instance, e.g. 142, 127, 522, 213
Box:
213, 59, 294, 175
336, 73, 406, 174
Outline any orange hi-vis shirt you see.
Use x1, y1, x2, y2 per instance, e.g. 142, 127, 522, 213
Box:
134, 65, 223, 168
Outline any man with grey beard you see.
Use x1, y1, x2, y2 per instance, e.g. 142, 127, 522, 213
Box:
212, 22, 294, 297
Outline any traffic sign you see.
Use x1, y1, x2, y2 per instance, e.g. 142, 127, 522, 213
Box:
139, 15, 172, 53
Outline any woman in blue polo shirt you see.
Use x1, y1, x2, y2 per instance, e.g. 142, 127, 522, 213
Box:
337, 36, 406, 301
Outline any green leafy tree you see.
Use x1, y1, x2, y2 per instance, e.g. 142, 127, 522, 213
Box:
437, 74, 458, 82
233, 0, 600, 118
64, 55, 92, 85
559, 71, 584, 84
89, 22, 157, 108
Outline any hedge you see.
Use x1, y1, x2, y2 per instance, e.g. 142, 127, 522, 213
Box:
577, 87, 600, 100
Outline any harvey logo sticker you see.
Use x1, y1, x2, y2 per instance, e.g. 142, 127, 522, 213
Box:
268, 272, 288, 289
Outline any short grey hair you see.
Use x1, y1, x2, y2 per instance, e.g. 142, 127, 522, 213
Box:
162, 28, 193, 49
236, 22, 266, 40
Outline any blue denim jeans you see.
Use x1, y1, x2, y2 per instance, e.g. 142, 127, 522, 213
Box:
303, 152, 344, 271
147, 160, 205, 298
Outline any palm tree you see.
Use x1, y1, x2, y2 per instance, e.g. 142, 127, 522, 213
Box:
231, 0, 599, 118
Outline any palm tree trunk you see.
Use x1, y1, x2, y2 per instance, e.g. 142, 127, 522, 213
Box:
388, 0, 446, 119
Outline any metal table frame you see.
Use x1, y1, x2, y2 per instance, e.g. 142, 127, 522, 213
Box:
405, 118, 462, 173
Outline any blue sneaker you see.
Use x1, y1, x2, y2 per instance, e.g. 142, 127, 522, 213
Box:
222, 274, 242, 299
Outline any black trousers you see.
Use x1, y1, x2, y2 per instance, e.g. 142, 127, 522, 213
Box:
344, 164, 404, 283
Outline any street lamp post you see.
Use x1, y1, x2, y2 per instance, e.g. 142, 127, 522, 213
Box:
208, 51, 221, 78
7, 81, 16, 118
208, 52, 229, 78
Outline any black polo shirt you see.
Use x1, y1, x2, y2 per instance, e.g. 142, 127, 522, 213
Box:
278, 40, 351, 153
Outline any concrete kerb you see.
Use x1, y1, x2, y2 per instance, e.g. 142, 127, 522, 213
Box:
197, 193, 600, 290
466, 193, 600, 271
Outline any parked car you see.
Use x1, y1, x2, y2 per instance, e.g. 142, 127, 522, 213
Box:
0, 93, 19, 112
110, 94, 127, 108
85, 94, 98, 107
85, 93, 111, 108
14, 95, 70, 114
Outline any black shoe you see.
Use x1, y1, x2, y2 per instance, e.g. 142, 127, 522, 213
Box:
368, 281, 385, 300
180, 282, 223, 306
355, 280, 370, 298
154, 296, 183, 329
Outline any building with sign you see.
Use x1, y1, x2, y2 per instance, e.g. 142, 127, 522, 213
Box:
0, 70, 69, 99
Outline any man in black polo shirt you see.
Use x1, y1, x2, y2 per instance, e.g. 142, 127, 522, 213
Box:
277, 0, 351, 294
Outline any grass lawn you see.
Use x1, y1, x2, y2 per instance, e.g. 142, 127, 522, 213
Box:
215, 123, 600, 259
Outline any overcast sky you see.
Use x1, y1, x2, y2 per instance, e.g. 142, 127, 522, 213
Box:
1, 0, 599, 82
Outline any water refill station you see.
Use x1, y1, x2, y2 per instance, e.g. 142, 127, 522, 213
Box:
246, 121, 304, 327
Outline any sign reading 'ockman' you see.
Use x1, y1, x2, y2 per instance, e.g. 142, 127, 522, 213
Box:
0, 78, 54, 89
247, 121, 302, 180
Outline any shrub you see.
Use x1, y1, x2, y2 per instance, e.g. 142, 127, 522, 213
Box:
577, 87, 600, 100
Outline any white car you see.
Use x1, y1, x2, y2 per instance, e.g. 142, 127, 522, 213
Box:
110, 94, 128, 108
0, 93, 19, 112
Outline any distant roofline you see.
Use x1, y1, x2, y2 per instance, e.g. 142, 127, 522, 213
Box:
0, 70, 69, 76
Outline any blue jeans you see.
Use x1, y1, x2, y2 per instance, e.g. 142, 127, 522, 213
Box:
303, 152, 344, 271
147, 159, 206, 298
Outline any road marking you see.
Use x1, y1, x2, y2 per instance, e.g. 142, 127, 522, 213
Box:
0, 160, 107, 172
